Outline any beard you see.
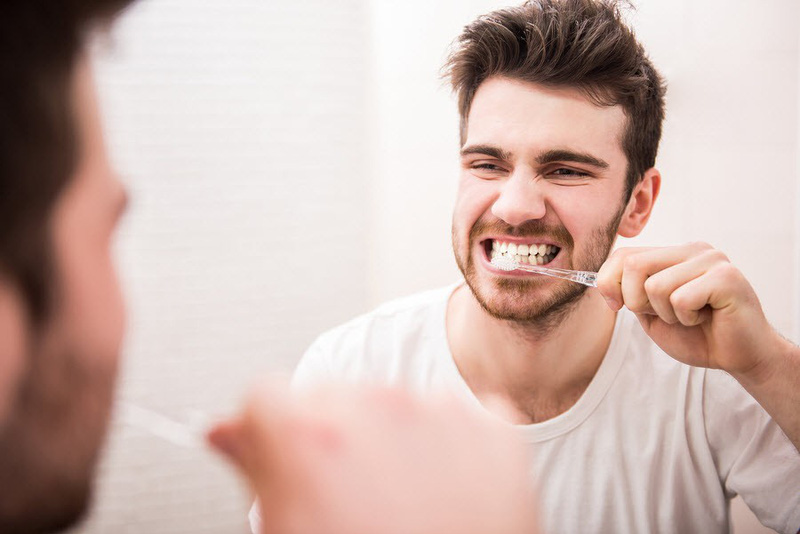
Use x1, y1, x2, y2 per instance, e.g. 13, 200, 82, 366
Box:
0, 328, 118, 533
453, 203, 626, 334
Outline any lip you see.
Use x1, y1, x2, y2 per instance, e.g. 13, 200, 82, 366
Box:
478, 236, 566, 276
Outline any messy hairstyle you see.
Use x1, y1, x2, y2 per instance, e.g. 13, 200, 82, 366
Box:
0, 0, 133, 325
444, 0, 666, 198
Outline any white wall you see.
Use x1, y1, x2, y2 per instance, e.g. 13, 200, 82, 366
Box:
797, 22, 800, 342
79, 0, 371, 531
77, 0, 797, 532
368, 0, 800, 338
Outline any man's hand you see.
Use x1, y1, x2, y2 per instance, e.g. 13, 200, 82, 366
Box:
208, 383, 539, 534
597, 242, 799, 449
597, 242, 780, 375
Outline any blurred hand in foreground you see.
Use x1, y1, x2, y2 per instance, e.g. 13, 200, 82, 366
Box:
208, 383, 538, 534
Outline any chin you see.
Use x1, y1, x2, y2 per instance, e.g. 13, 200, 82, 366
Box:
0, 342, 115, 534
459, 265, 588, 328
0, 436, 97, 534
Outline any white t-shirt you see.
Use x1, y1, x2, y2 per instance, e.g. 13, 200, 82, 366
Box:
251, 284, 800, 534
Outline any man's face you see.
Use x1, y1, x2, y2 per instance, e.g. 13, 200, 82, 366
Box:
452, 77, 629, 326
0, 58, 127, 532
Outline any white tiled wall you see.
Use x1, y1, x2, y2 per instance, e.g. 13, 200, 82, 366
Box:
76, 0, 797, 532
80, 0, 371, 531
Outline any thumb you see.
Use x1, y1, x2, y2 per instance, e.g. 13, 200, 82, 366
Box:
207, 382, 292, 487
207, 416, 258, 476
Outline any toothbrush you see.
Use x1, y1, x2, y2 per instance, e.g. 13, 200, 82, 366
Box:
117, 401, 212, 449
491, 255, 598, 287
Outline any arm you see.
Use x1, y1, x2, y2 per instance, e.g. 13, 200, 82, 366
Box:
597, 242, 800, 450
730, 335, 800, 451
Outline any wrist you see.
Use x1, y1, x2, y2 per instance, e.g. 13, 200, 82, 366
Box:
730, 330, 793, 390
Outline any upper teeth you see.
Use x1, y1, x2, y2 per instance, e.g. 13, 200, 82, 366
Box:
492, 240, 557, 255
490, 240, 559, 265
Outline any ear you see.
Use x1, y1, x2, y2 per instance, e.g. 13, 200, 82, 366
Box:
0, 274, 28, 422
617, 168, 660, 238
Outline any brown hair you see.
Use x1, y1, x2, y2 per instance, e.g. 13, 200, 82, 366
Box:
444, 0, 666, 198
0, 0, 134, 325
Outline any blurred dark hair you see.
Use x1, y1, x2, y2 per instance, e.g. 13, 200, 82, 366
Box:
444, 0, 666, 198
0, 0, 133, 325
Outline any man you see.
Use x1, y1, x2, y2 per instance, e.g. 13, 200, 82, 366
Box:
0, 1, 134, 531
248, 0, 800, 533
0, 1, 539, 533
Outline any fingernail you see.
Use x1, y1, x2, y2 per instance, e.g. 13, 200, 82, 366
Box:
604, 297, 621, 310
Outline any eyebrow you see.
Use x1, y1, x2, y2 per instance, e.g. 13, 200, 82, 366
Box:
536, 149, 609, 169
460, 144, 513, 161
460, 144, 610, 170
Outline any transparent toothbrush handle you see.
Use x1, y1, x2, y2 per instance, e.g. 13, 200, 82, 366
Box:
515, 264, 598, 287
566, 270, 597, 287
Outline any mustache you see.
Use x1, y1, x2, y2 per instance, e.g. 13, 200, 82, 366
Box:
469, 216, 574, 248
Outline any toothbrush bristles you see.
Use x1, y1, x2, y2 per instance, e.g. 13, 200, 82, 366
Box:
491, 255, 519, 271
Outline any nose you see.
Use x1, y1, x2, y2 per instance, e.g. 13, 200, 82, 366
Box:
490, 169, 547, 227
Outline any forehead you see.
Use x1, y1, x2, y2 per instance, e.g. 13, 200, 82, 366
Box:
465, 77, 627, 162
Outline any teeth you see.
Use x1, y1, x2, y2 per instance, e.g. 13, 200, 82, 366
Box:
491, 241, 559, 256
490, 240, 561, 268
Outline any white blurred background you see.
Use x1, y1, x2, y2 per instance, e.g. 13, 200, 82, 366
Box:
74, 0, 798, 532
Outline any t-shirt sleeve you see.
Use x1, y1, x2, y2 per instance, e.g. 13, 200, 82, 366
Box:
290, 335, 334, 391
703, 369, 800, 534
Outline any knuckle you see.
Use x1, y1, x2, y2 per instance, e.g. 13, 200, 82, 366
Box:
701, 249, 729, 264
603, 249, 626, 270
626, 296, 650, 313
669, 290, 690, 311
713, 262, 740, 283
689, 241, 713, 252
623, 254, 646, 273
643, 275, 665, 296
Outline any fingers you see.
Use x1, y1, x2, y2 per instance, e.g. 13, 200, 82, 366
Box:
667, 263, 745, 326
597, 246, 658, 310
642, 251, 726, 324
207, 381, 293, 485
207, 416, 246, 464
597, 242, 733, 326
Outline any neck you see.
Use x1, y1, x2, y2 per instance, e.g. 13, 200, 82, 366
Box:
446, 283, 617, 424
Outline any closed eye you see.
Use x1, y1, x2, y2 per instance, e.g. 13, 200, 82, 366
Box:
549, 167, 590, 178
465, 159, 509, 180
473, 163, 505, 172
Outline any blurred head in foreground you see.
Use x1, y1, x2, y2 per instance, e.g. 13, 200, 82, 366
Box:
0, 1, 134, 531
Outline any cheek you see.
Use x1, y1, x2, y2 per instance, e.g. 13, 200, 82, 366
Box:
548, 188, 620, 242
56, 236, 126, 366
453, 176, 497, 235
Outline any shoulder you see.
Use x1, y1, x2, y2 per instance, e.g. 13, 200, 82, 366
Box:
316, 284, 454, 348
615, 311, 798, 471
293, 284, 457, 387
